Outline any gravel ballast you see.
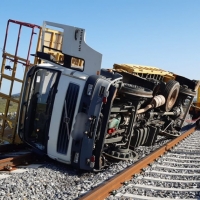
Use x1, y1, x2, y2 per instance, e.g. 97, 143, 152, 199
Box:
107, 129, 200, 200
0, 133, 172, 200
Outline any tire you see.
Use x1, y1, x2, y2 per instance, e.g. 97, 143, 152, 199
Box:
162, 80, 180, 111
120, 83, 153, 98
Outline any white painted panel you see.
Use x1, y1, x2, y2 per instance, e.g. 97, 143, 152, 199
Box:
47, 74, 86, 163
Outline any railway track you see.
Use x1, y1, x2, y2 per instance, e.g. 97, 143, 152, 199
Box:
0, 144, 34, 171
80, 124, 199, 200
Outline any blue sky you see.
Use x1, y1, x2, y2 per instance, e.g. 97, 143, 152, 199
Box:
0, 0, 200, 93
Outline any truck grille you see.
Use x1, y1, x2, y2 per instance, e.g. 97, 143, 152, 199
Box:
57, 83, 79, 154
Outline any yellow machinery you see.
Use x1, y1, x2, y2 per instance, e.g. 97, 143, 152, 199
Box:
190, 86, 200, 122
197, 87, 200, 105
113, 63, 175, 82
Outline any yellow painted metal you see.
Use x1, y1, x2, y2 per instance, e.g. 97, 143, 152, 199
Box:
194, 87, 200, 111
0, 21, 41, 144
0, 53, 31, 144
35, 28, 63, 64
191, 86, 200, 115
0, 23, 63, 145
197, 86, 200, 103
36, 27, 84, 68
113, 63, 175, 82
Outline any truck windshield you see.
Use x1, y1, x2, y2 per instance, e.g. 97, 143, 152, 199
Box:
21, 67, 60, 151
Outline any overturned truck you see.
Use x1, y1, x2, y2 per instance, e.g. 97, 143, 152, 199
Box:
18, 21, 199, 171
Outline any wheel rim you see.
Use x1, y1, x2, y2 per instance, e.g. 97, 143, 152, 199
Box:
168, 87, 179, 109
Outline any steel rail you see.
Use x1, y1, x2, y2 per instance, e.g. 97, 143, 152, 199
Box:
0, 152, 33, 171
80, 125, 196, 200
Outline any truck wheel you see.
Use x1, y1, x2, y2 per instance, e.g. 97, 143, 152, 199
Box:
120, 83, 153, 98
162, 80, 180, 111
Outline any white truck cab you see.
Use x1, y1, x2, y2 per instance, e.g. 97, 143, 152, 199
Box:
18, 21, 122, 170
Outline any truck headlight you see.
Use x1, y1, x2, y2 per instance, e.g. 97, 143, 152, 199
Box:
87, 84, 93, 96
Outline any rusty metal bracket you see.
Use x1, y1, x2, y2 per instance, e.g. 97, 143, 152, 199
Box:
0, 153, 33, 171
